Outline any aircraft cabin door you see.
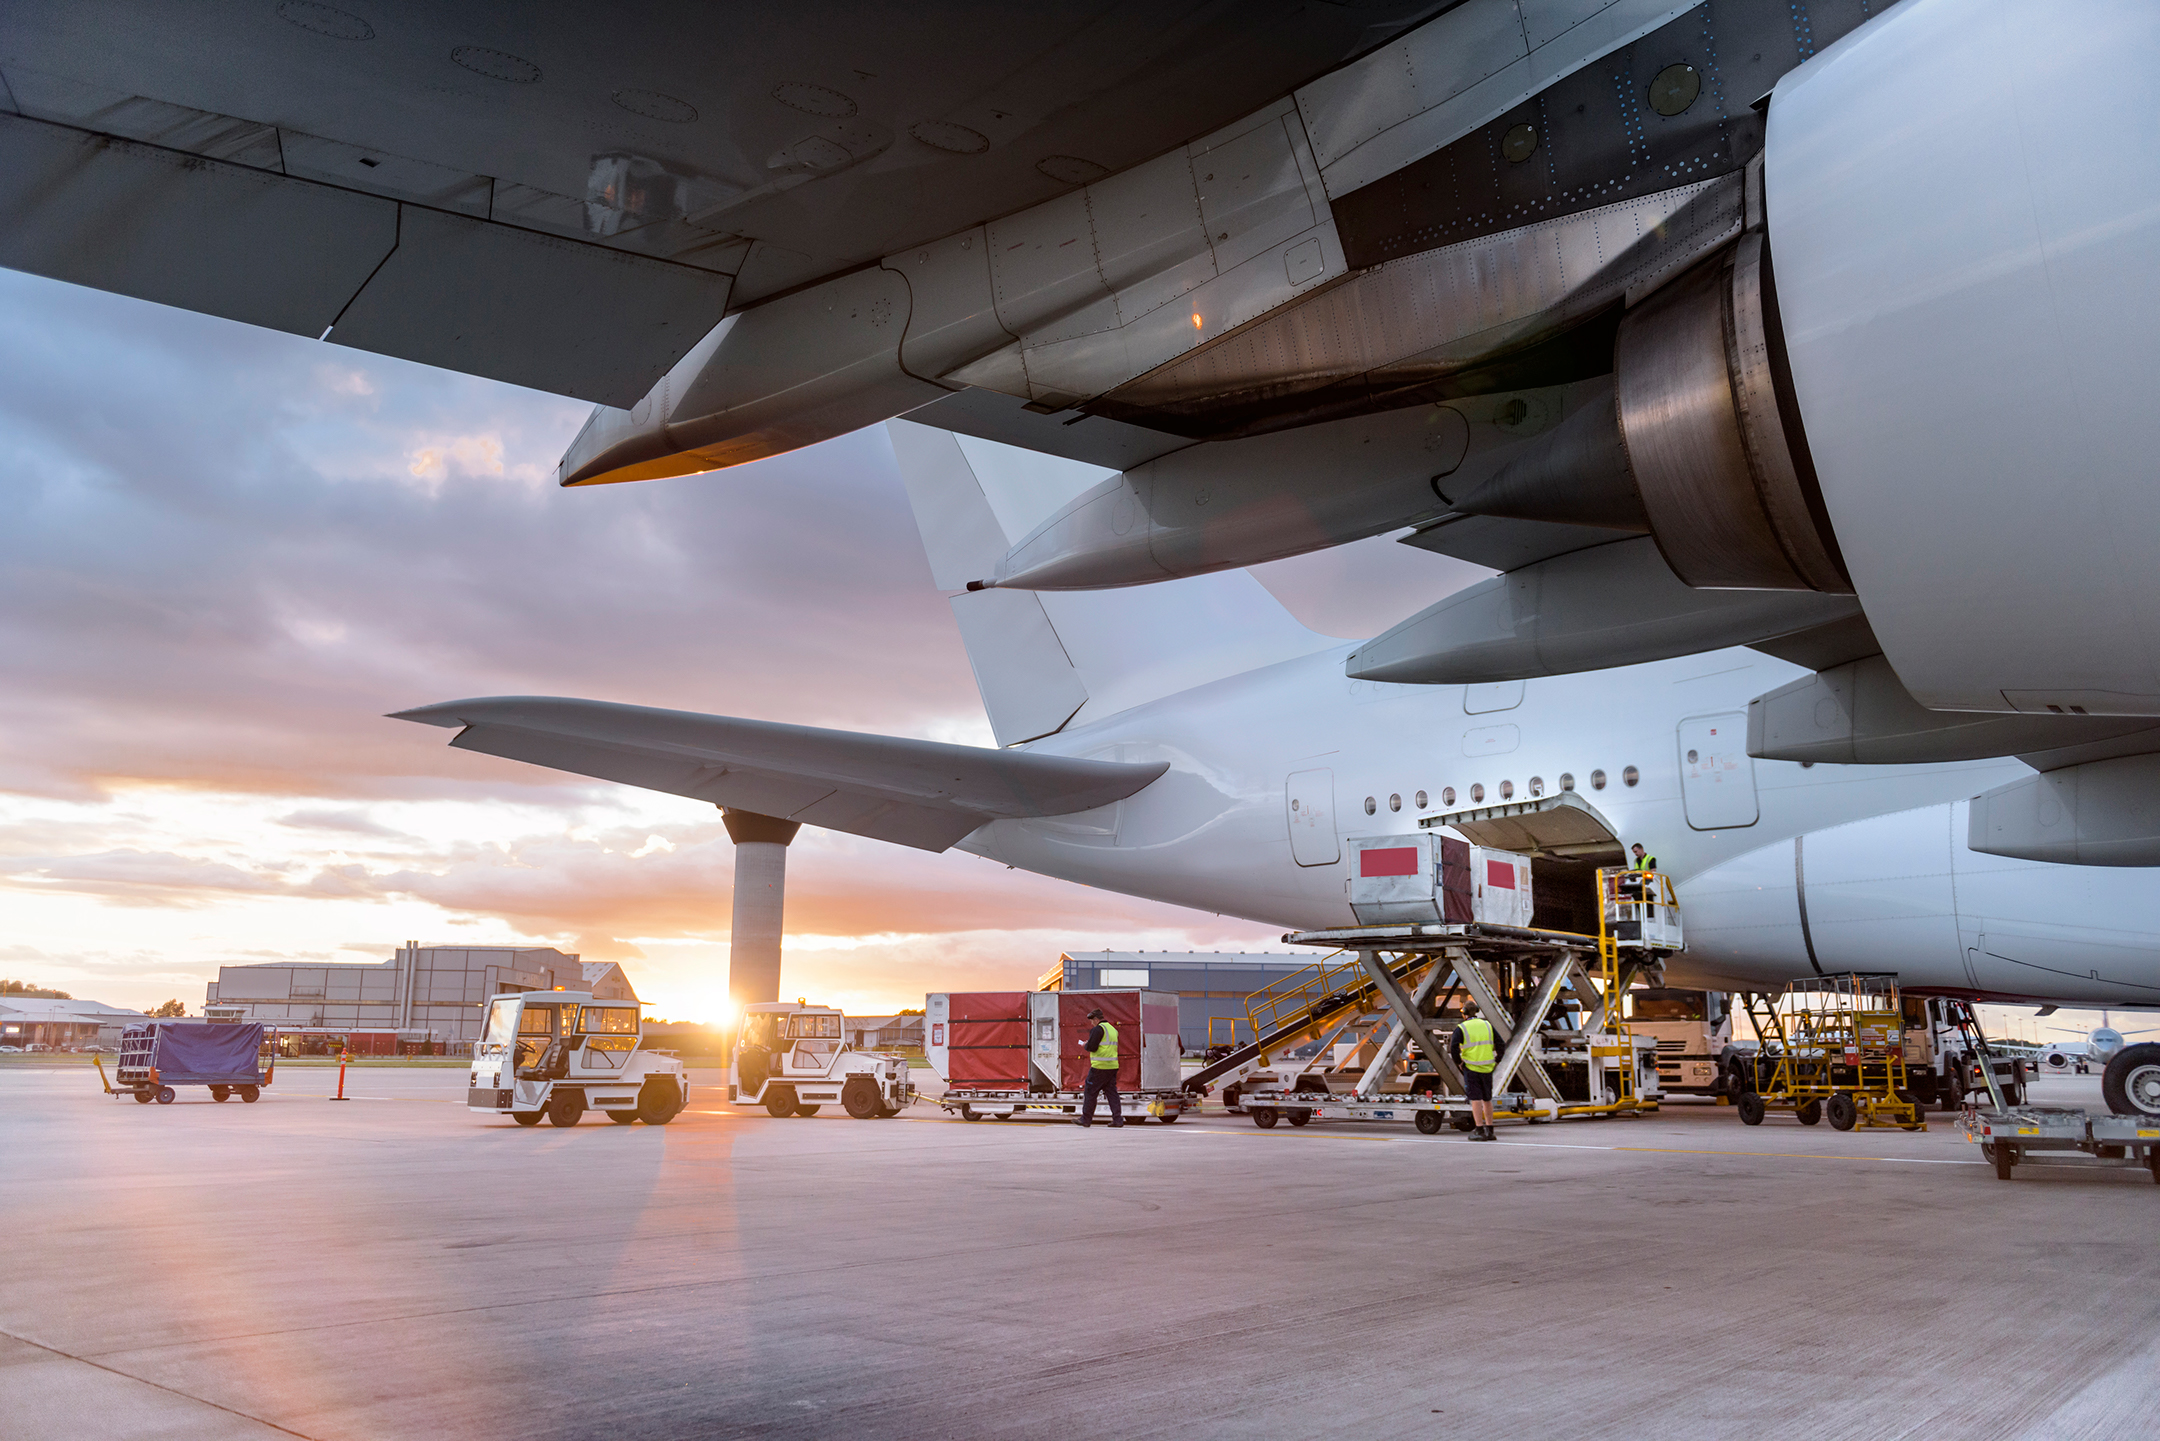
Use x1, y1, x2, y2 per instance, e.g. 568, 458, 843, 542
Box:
1678, 713, 1759, 829
1286, 768, 1339, 866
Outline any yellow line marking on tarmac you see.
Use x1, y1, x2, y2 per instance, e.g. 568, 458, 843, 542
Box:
1169, 1126, 1982, 1164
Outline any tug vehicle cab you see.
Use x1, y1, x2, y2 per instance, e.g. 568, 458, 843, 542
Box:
467, 990, 688, 1128
731, 1001, 914, 1119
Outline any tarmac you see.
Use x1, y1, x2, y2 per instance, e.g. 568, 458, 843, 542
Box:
4, 1063, 2155, 1441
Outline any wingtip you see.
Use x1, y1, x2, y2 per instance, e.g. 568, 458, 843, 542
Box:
385, 703, 466, 729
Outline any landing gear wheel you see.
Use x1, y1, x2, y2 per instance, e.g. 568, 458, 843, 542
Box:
1286, 1110, 1311, 1127
133, 1089, 153, 1104
1825, 1092, 1858, 1131
1736, 1091, 1766, 1126
1251, 1107, 1278, 1129
607, 1110, 639, 1124
546, 1090, 586, 1127
1795, 1100, 1822, 1126
764, 1087, 798, 1119
156, 1086, 176, 1105
512, 1110, 543, 1126
211, 1086, 230, 1102
638, 1079, 685, 1126
842, 1078, 883, 1120
1414, 1110, 1444, 1135
239, 1086, 259, 1103
2103, 1043, 2160, 1119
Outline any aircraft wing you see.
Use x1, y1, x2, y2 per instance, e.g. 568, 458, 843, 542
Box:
0, 0, 1450, 407
389, 696, 1166, 852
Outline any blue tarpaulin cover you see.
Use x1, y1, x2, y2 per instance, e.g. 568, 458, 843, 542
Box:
152, 1022, 263, 1083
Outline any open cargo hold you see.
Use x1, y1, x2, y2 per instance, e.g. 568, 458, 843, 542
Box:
1346, 834, 1533, 927
925, 989, 1190, 1123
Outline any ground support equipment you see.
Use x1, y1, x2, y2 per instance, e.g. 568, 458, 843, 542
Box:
108, 1022, 274, 1105
933, 1088, 1192, 1123
1967, 1108, 2160, 1182
1204, 911, 1666, 1132
1733, 974, 1924, 1131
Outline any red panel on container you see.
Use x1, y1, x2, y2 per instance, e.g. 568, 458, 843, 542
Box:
1440, 838, 1473, 921
1486, 858, 1516, 889
946, 992, 1029, 1085
1060, 992, 1141, 1090
1359, 846, 1421, 877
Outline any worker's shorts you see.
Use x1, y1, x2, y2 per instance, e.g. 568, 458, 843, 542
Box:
1461, 1069, 1494, 1102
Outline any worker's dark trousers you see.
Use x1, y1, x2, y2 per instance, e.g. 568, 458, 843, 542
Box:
1080, 1069, 1123, 1125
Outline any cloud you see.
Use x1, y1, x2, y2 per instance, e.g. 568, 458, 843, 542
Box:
276, 808, 407, 837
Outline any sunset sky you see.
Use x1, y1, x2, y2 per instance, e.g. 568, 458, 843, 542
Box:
0, 266, 1473, 1024
0, 268, 2127, 1051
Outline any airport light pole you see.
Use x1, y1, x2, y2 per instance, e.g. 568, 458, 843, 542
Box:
722, 809, 800, 1009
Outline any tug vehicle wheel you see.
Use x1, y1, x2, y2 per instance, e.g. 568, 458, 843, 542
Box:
638, 1079, 684, 1125
1736, 1091, 1766, 1126
211, 1086, 231, 1102
1286, 1110, 1311, 1127
607, 1111, 639, 1124
842, 1078, 883, 1119
1414, 1110, 1444, 1135
156, 1086, 176, 1105
1795, 1100, 1821, 1126
133, 1089, 153, 1104
875, 1102, 901, 1118
794, 1104, 821, 1117
1250, 1107, 1278, 1129
763, 1086, 797, 1119
1158, 1109, 1180, 1124
546, 1090, 586, 1127
512, 1111, 543, 1126
240, 1086, 259, 1103
1825, 1092, 1858, 1131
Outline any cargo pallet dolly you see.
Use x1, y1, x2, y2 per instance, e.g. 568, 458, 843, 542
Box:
926, 989, 1193, 1125
1731, 974, 1926, 1131
98, 1021, 276, 1105
1188, 868, 1677, 1132
1947, 1001, 2160, 1183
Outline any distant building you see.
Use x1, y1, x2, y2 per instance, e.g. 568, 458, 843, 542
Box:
845, 1014, 925, 1050
1042, 952, 1318, 1050
0, 997, 147, 1048
202, 943, 636, 1054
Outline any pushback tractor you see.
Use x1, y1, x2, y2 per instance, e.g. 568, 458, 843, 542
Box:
468, 990, 688, 1127
730, 1001, 915, 1119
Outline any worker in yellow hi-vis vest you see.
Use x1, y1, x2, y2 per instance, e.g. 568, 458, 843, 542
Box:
1078, 1007, 1124, 1128
1451, 1001, 1499, 1141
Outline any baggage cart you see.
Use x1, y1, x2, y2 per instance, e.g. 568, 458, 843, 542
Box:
1732, 974, 1924, 1131
1968, 1107, 2160, 1182
926, 988, 1190, 1123
104, 1022, 274, 1105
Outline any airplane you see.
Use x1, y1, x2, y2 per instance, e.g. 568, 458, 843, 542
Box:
6, 0, 2160, 877
2036, 1014, 2160, 1074
394, 422, 2160, 1123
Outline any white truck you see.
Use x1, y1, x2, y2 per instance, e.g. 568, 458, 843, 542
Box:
467, 990, 688, 1127
731, 1000, 915, 1119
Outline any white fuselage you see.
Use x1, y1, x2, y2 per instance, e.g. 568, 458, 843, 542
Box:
961, 643, 2160, 1009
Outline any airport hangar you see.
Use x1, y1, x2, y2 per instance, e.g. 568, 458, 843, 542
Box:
202, 945, 636, 1054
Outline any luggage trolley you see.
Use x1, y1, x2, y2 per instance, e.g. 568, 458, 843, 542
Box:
103, 1021, 276, 1105
1733, 974, 1924, 1131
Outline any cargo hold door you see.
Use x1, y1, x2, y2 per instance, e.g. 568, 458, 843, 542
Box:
1679, 714, 1758, 830
1286, 768, 1339, 866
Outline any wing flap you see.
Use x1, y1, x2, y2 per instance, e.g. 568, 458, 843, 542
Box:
395, 697, 1167, 852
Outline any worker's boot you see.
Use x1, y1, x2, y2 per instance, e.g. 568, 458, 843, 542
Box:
1482, 1124, 1497, 1140
1467, 1125, 1494, 1141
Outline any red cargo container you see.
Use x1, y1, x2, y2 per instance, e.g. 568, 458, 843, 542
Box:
945, 991, 1029, 1086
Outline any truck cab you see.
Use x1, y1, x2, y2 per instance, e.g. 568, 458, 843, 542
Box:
731, 1000, 914, 1120
467, 991, 687, 1128
1621, 988, 1732, 1096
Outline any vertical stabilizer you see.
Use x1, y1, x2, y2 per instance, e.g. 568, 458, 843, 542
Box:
887, 419, 1334, 744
